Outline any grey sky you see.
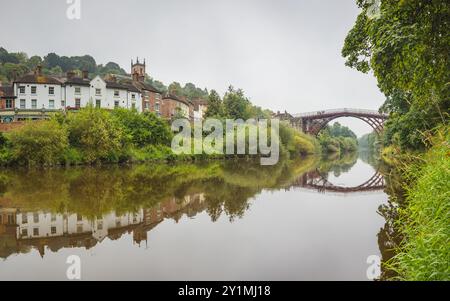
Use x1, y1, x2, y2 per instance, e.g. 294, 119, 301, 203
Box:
0, 0, 385, 136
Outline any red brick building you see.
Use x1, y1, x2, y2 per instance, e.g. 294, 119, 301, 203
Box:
161, 93, 193, 120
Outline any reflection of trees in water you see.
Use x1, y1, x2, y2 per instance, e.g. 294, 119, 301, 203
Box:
316, 152, 358, 177
0, 158, 319, 222
376, 164, 406, 280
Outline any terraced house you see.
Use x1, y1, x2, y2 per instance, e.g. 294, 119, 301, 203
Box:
0, 58, 207, 123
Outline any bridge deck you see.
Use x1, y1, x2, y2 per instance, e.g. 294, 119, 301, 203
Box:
292, 108, 387, 119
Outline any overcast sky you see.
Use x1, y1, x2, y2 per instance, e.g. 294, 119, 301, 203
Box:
0, 0, 385, 136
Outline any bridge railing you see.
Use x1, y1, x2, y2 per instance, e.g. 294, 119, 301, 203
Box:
293, 108, 386, 118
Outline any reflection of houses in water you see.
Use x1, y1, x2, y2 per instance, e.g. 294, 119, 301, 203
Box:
0, 192, 206, 259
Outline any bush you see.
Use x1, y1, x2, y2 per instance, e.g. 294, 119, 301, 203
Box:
388, 127, 450, 280
112, 109, 173, 147
9, 120, 68, 166
67, 106, 124, 163
279, 122, 320, 156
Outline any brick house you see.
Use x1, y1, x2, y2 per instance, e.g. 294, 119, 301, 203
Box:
161, 93, 193, 120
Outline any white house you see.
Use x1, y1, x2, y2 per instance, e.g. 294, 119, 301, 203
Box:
13, 66, 64, 111
63, 70, 91, 109
90, 75, 142, 111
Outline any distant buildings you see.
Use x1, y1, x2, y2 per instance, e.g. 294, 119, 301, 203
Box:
0, 58, 208, 123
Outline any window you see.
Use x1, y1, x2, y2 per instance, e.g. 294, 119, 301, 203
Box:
21, 228, 28, 237
114, 90, 119, 97
96, 99, 101, 108
75, 98, 81, 109
31, 99, 37, 109
7, 214, 14, 224
95, 88, 101, 96
61, 100, 65, 108
155, 103, 160, 112
22, 213, 28, 224
33, 213, 39, 223
155, 94, 161, 100
33, 228, 39, 236
48, 87, 55, 95
5, 99, 13, 109
114, 100, 119, 108
19, 86, 25, 94
75, 87, 81, 95
48, 100, 54, 109
31, 86, 37, 94
20, 99, 26, 109
131, 94, 136, 100
51, 226, 57, 234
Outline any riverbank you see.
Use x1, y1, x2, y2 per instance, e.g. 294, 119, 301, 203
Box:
0, 107, 323, 167
382, 127, 449, 280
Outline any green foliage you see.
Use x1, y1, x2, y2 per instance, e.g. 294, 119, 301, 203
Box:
66, 106, 125, 163
111, 109, 173, 147
223, 86, 251, 120
318, 122, 359, 153
9, 120, 68, 166
387, 127, 450, 280
278, 122, 320, 156
343, 0, 449, 150
359, 132, 380, 151
205, 90, 224, 118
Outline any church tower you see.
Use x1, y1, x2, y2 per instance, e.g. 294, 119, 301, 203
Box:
131, 57, 146, 82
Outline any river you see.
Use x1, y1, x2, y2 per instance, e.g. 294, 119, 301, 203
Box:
0, 152, 389, 280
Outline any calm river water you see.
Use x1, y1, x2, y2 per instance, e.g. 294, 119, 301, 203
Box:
0, 152, 388, 280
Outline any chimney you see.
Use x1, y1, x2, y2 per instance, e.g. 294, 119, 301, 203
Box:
82, 70, 89, 80
67, 71, 75, 80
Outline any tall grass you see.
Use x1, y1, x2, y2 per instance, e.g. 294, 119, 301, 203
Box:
386, 127, 450, 280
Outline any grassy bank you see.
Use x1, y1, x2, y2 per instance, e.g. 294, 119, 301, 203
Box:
385, 127, 449, 280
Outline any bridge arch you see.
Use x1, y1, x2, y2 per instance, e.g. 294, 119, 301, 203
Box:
289, 109, 388, 136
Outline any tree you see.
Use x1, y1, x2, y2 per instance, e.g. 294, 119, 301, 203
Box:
205, 90, 224, 118
9, 120, 68, 166
67, 106, 124, 163
342, 0, 449, 149
111, 109, 173, 147
223, 86, 251, 120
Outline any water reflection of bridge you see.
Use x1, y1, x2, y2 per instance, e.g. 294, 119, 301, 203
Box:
292, 169, 385, 194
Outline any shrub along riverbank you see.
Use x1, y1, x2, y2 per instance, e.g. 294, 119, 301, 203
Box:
0, 107, 323, 167
384, 127, 449, 280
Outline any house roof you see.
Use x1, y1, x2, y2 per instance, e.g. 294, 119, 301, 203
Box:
133, 81, 161, 93
15, 73, 63, 85
64, 77, 91, 87
0, 86, 16, 98
163, 93, 191, 106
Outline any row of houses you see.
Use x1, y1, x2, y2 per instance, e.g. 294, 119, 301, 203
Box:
0, 58, 208, 123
